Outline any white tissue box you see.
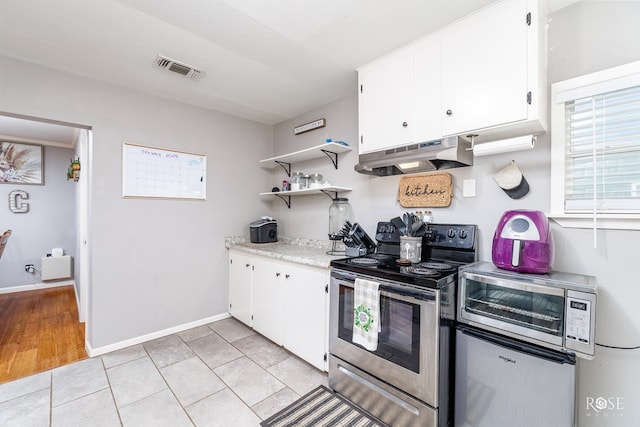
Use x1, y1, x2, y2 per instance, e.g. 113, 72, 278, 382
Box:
51, 248, 64, 257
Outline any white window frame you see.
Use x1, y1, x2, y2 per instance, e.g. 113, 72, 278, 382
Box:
550, 60, 640, 231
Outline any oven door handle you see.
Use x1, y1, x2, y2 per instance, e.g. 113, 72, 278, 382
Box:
379, 284, 435, 301
331, 273, 437, 301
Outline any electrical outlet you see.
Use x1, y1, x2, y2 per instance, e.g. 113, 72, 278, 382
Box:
24, 264, 35, 273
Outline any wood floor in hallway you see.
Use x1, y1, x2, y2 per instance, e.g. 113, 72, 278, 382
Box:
0, 285, 87, 384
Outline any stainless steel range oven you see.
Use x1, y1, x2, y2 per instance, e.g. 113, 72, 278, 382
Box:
329, 222, 477, 427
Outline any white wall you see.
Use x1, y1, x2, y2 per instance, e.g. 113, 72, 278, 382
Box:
0, 144, 76, 287
549, 3, 640, 425
272, 2, 640, 424
0, 55, 273, 350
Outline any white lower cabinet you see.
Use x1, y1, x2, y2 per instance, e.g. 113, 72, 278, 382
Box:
228, 250, 329, 371
282, 263, 328, 371
228, 250, 253, 327
251, 257, 284, 345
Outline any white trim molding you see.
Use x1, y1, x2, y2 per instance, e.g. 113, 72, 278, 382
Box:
550, 60, 640, 231
85, 312, 231, 357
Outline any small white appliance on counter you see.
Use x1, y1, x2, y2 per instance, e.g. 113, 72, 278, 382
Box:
455, 261, 597, 427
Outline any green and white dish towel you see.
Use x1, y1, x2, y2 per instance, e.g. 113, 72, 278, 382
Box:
353, 277, 380, 351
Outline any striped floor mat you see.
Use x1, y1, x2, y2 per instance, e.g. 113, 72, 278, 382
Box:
261, 385, 387, 427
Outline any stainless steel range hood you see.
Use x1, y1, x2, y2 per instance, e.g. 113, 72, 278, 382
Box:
354, 136, 473, 176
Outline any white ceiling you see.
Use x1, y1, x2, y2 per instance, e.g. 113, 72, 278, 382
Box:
0, 114, 82, 148
0, 0, 578, 144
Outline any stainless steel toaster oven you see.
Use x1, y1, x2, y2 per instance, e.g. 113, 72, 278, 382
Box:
458, 262, 597, 359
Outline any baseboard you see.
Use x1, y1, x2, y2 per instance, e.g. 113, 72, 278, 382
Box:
85, 312, 231, 357
0, 280, 75, 294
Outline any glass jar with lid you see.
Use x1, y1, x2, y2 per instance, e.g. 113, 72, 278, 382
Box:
301, 174, 310, 189
309, 173, 323, 189
290, 172, 305, 191
328, 197, 354, 240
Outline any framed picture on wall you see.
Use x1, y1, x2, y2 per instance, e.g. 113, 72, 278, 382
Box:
0, 141, 44, 185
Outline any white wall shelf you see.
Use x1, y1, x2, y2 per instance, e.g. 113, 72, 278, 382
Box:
260, 142, 353, 208
260, 186, 352, 209
260, 142, 352, 176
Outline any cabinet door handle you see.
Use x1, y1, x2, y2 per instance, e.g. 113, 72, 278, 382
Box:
446, 109, 453, 116
285, 274, 290, 279
402, 121, 408, 127
276, 272, 281, 277
245, 263, 251, 268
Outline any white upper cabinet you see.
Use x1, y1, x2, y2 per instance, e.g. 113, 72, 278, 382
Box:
358, 48, 415, 154
413, 35, 443, 144
357, 0, 548, 153
441, 0, 547, 142
358, 34, 442, 155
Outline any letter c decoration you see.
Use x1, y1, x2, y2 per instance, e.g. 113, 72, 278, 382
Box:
9, 190, 29, 213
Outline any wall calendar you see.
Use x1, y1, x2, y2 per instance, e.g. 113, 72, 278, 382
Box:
122, 142, 206, 200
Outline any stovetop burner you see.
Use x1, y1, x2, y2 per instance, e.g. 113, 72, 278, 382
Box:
349, 258, 380, 266
406, 267, 440, 277
416, 262, 454, 271
347, 253, 392, 266
369, 253, 392, 260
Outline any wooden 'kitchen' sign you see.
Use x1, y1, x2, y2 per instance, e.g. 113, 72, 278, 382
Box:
397, 172, 453, 208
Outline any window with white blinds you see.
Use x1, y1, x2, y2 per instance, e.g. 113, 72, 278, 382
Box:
551, 60, 640, 230
564, 85, 640, 212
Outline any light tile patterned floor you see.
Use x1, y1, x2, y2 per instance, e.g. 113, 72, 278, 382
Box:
0, 317, 328, 426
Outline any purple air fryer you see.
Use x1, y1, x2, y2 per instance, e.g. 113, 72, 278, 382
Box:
492, 210, 553, 274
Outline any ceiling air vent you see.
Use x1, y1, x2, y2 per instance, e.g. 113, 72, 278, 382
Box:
154, 55, 204, 80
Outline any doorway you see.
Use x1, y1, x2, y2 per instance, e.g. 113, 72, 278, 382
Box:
0, 111, 92, 380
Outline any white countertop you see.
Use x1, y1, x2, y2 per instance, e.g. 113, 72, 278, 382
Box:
225, 236, 346, 268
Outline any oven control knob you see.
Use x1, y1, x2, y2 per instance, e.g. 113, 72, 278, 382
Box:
447, 229, 457, 238
458, 229, 468, 239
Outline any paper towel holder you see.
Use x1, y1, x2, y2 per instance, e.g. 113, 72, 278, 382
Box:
472, 135, 536, 157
